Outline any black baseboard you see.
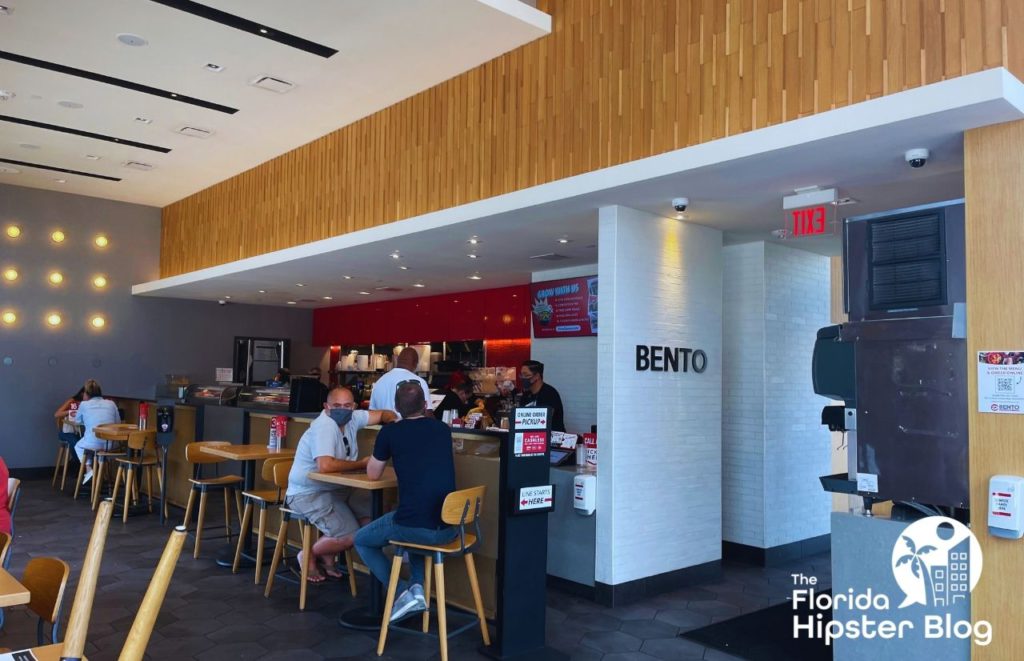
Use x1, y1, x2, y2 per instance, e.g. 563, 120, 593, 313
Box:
8, 466, 55, 480
547, 574, 596, 600
594, 560, 721, 607
722, 534, 831, 567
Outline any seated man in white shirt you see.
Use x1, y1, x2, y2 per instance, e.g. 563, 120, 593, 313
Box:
285, 386, 396, 582
368, 347, 432, 418
74, 379, 121, 483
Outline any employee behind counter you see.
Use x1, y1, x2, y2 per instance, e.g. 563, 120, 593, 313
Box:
519, 359, 565, 432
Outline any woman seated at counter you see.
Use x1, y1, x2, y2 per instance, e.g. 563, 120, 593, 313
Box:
74, 379, 121, 484
54, 385, 85, 446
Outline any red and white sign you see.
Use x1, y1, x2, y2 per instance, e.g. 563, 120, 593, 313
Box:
518, 485, 554, 511
582, 432, 598, 469
788, 205, 831, 237
530, 275, 598, 338
514, 409, 547, 430
138, 402, 149, 429
269, 415, 288, 449
514, 431, 547, 457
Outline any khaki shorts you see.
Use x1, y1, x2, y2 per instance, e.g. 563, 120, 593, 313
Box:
286, 488, 372, 539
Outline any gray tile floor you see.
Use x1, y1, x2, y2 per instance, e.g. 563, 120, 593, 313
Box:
0, 479, 831, 660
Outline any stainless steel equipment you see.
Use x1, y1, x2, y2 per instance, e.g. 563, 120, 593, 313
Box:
185, 384, 240, 407
237, 385, 291, 411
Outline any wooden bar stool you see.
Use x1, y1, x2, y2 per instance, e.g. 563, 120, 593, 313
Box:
52, 419, 78, 491
377, 486, 489, 661
264, 460, 357, 610
0, 531, 10, 568
110, 430, 162, 523
4, 478, 20, 570
72, 449, 96, 502
181, 441, 244, 559
232, 456, 290, 584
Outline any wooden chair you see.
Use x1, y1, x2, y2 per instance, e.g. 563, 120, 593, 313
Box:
181, 441, 244, 559
4, 478, 20, 570
59, 500, 113, 661
91, 445, 127, 512
232, 456, 290, 585
21, 557, 71, 645
264, 460, 357, 610
377, 486, 489, 661
110, 430, 162, 523
0, 531, 9, 568
118, 526, 186, 660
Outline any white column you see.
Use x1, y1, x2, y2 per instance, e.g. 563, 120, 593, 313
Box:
596, 205, 723, 586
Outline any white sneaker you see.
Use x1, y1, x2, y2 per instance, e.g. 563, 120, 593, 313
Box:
82, 469, 93, 485
389, 584, 426, 622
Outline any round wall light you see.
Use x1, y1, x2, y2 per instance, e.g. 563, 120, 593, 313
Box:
2, 268, 17, 282
48, 271, 64, 285
94, 235, 109, 248
51, 230, 66, 243
5, 225, 21, 239
93, 275, 108, 289
90, 315, 106, 329
1, 310, 16, 325
46, 312, 62, 327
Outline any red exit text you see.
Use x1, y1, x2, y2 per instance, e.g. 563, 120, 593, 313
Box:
790, 205, 829, 236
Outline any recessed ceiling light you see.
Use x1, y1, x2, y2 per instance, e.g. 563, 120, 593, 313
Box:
54, 178, 66, 184
259, 28, 268, 34
51, 230, 65, 243
343, 275, 352, 280
84, 154, 101, 161
170, 93, 178, 98
558, 238, 571, 244
390, 252, 400, 260
116, 33, 148, 47
467, 237, 481, 245
18, 143, 39, 150
57, 100, 83, 109
92, 275, 107, 288
134, 116, 152, 124
467, 254, 478, 259
48, 271, 64, 285
322, 296, 333, 300
258, 289, 266, 294
286, 301, 296, 305
295, 283, 304, 287
90, 315, 106, 329
46, 312, 62, 327
94, 235, 109, 248
467, 273, 482, 280
412, 283, 426, 288
358, 291, 371, 295
223, 295, 231, 300
203, 63, 224, 73
5, 225, 20, 238
399, 266, 409, 270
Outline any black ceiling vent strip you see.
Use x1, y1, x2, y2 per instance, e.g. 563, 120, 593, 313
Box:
149, 0, 337, 58
0, 50, 238, 115
0, 157, 121, 182
0, 115, 172, 154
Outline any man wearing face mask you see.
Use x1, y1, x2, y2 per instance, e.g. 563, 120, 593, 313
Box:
519, 360, 566, 432
285, 386, 396, 583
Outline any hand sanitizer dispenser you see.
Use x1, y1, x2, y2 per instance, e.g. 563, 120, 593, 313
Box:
988, 475, 1024, 539
573, 474, 596, 516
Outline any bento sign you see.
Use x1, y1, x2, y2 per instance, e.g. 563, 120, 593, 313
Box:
635, 345, 708, 373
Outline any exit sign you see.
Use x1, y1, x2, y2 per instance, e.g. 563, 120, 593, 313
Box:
789, 205, 830, 236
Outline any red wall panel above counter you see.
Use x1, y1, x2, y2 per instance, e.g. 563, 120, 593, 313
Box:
313, 284, 531, 347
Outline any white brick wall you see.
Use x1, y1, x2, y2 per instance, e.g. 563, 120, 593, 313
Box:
721, 241, 832, 550
722, 243, 766, 547
532, 264, 598, 434
596, 205, 723, 585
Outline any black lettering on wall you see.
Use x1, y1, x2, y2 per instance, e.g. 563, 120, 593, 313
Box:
692, 349, 708, 373
636, 345, 650, 371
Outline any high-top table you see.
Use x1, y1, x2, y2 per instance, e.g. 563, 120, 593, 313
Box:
308, 467, 397, 630
201, 444, 296, 567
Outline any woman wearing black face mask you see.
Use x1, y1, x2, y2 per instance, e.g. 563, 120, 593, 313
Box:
519, 360, 566, 432
283, 386, 397, 582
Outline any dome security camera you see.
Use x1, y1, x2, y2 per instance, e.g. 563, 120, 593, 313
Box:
672, 197, 689, 212
905, 148, 929, 168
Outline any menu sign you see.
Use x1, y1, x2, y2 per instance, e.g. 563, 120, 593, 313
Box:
530, 275, 598, 338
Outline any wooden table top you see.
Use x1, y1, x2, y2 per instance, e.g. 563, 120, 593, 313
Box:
201, 445, 296, 462
0, 567, 30, 607
7, 643, 88, 660
308, 467, 397, 490
94, 423, 139, 442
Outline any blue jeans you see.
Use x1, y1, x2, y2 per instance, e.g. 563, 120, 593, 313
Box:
354, 512, 457, 588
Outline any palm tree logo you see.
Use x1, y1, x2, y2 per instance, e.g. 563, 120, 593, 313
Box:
895, 535, 938, 605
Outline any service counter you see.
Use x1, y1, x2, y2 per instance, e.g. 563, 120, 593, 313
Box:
107, 399, 598, 613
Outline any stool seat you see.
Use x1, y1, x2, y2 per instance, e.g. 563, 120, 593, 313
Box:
391, 534, 476, 554
241, 488, 282, 504
188, 475, 244, 487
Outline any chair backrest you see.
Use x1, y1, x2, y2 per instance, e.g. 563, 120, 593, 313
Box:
0, 531, 10, 567
184, 441, 231, 464
271, 460, 294, 490
118, 526, 186, 661
440, 485, 486, 526
23, 557, 70, 630
126, 429, 157, 452
8, 477, 20, 512
261, 456, 291, 482
61, 500, 113, 661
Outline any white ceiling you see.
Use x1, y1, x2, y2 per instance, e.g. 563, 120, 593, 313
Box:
133, 69, 1024, 309
0, 0, 550, 205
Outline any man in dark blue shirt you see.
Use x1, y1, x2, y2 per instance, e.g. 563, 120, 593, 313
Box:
355, 381, 457, 622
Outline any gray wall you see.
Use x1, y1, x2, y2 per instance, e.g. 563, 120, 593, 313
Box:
0, 184, 318, 469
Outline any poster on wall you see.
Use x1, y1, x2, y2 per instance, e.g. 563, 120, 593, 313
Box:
977, 351, 1024, 414
530, 275, 597, 338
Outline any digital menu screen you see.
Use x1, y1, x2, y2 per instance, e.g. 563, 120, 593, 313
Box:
530, 275, 597, 338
